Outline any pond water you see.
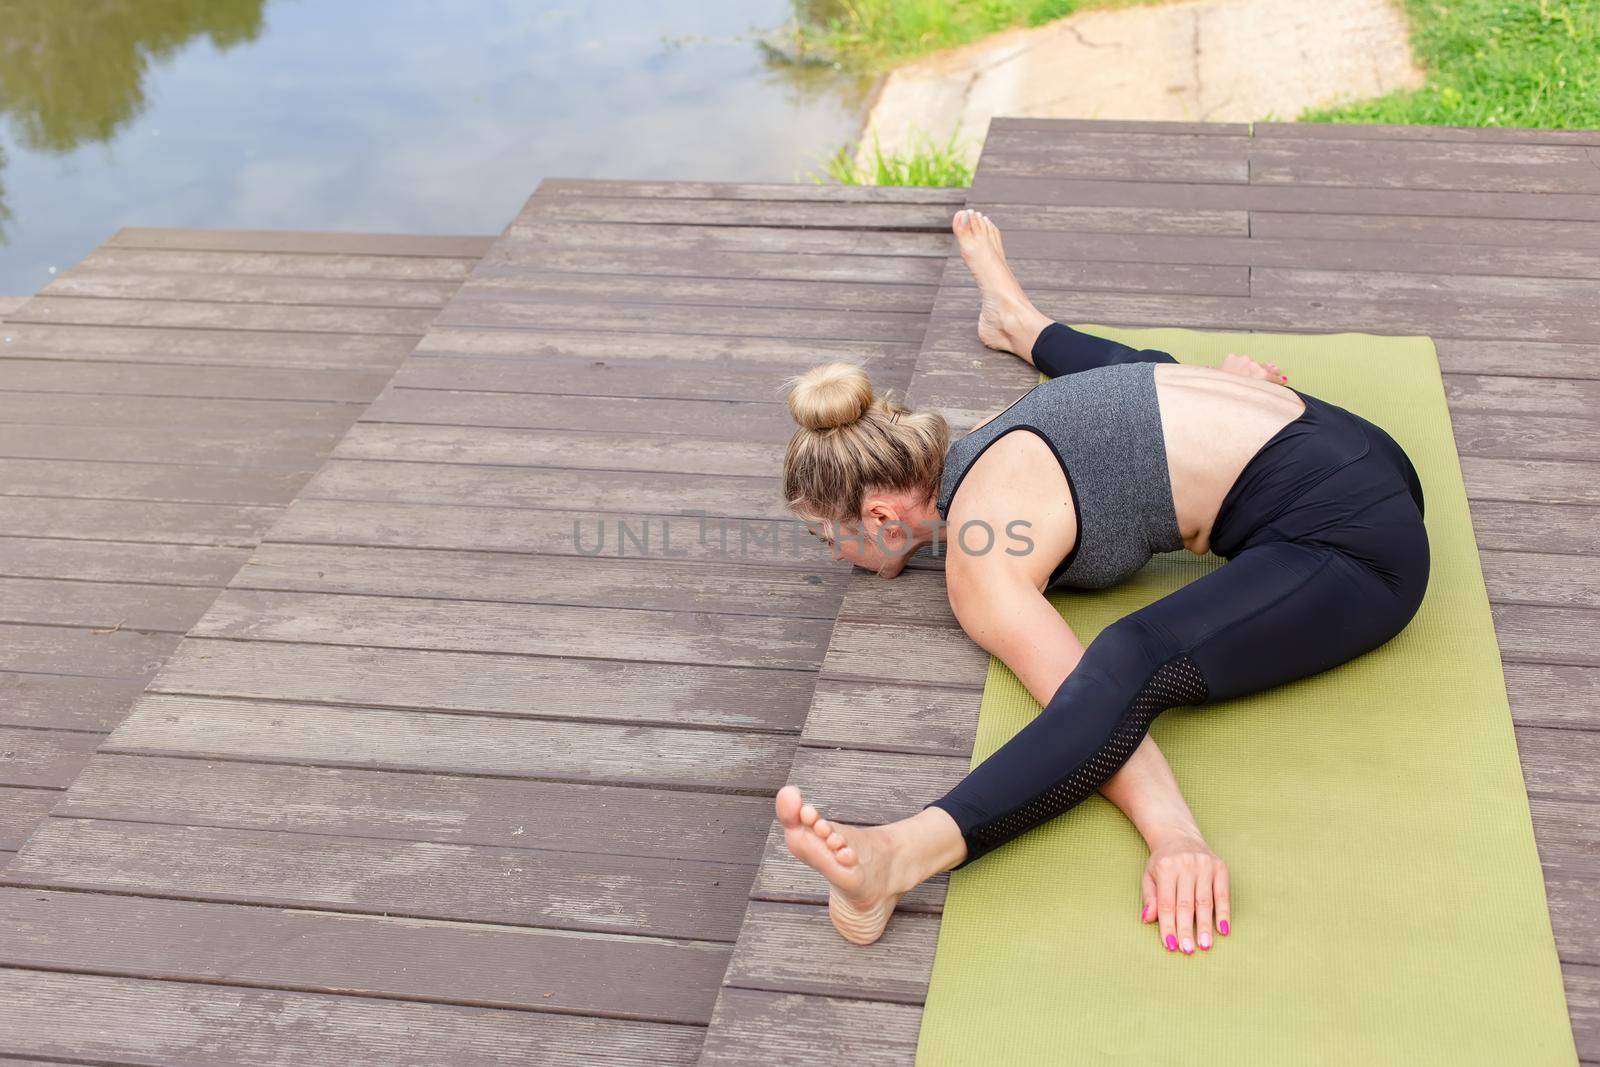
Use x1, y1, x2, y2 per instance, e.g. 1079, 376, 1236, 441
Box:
0, 0, 871, 293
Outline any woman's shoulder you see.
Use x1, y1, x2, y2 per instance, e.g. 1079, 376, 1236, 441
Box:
942, 428, 1078, 590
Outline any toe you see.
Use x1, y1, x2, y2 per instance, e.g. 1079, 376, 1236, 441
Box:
837, 847, 856, 866
800, 803, 819, 827
812, 818, 833, 838
775, 785, 803, 828
827, 832, 846, 850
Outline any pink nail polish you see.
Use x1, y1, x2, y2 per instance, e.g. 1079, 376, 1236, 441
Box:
1181, 939, 1194, 954
1219, 920, 1230, 936
1165, 934, 1177, 951
1200, 938, 1211, 951
1140, 905, 1149, 922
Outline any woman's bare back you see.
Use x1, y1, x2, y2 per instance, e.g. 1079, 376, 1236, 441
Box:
957, 362, 1306, 584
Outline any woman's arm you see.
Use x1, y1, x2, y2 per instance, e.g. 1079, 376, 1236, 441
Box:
949, 560, 1230, 952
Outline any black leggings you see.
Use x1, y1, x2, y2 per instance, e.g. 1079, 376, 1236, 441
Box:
928, 323, 1431, 867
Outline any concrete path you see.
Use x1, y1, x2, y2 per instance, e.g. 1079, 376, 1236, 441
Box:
861, 0, 1424, 165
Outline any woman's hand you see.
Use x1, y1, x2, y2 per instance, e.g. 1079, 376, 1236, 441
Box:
1140, 828, 1232, 955
1220, 351, 1288, 384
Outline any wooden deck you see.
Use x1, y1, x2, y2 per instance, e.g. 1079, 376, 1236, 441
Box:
0, 118, 1595, 1065
700, 119, 1600, 1064
0, 229, 491, 864
0, 182, 961, 1063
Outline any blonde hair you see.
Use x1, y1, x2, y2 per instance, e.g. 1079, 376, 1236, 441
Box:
782, 362, 949, 522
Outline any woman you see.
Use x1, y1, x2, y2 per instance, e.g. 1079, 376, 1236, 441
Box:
778, 209, 1430, 956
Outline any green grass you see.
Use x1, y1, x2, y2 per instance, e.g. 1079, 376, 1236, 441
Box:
775, 0, 1166, 69
1301, 0, 1600, 128
812, 127, 975, 186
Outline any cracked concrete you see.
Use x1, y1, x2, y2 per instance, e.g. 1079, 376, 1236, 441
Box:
858, 0, 1425, 166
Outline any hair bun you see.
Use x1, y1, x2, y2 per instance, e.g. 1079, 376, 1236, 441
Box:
787, 362, 873, 432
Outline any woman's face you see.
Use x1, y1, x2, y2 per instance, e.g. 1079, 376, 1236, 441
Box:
799, 507, 912, 579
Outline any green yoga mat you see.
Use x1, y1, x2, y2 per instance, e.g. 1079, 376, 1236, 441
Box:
916, 326, 1576, 1066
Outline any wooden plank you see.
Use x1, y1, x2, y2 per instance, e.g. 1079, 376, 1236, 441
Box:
0, 537, 247, 585
0, 788, 56, 850
0, 298, 26, 319
822, 621, 990, 686
946, 254, 1250, 295
434, 299, 928, 343
77, 246, 481, 281
534, 177, 969, 203
1568, 964, 1600, 1061
1251, 212, 1600, 251
0, 577, 215, 632
0, 887, 729, 1024
408, 324, 916, 365
149, 639, 816, 731
234, 542, 840, 615
700, 987, 923, 1066
0, 726, 100, 789
0, 623, 179, 679
332, 423, 784, 476
1446, 374, 1600, 417
805, 678, 981, 756
0, 673, 147, 732
972, 173, 1600, 223
474, 246, 944, 285
0, 969, 701, 1066
5, 818, 755, 942
951, 203, 1247, 238
721, 901, 939, 1003
1448, 411, 1600, 463
0, 358, 393, 402
360, 390, 796, 439
1252, 120, 1600, 148
0, 424, 344, 467
0, 322, 415, 370
0, 497, 277, 546
0, 391, 357, 432
1483, 550, 1600, 609
1248, 139, 1600, 194
7, 297, 439, 336
61, 753, 770, 862
960, 228, 1600, 281
193, 588, 832, 670
1492, 605, 1600, 666
0, 458, 312, 506
518, 196, 954, 231
268, 498, 826, 565
1252, 266, 1600, 309
1506, 664, 1600, 731
107, 694, 798, 788
496, 221, 949, 259
107, 227, 495, 257
978, 129, 1248, 184
300, 454, 793, 518
463, 268, 938, 311
928, 282, 1600, 343
45, 271, 459, 309
390, 353, 903, 403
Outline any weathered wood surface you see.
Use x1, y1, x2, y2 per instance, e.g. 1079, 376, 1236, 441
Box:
699, 119, 1600, 1066
0, 228, 486, 862
0, 185, 947, 1063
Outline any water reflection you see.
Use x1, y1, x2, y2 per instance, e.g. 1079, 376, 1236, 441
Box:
0, 1, 868, 293
0, 1, 264, 151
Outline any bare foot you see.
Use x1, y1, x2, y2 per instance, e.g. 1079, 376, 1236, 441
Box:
776, 784, 901, 945
952, 208, 1050, 355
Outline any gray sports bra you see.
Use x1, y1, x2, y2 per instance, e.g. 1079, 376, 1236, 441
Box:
934, 361, 1184, 590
